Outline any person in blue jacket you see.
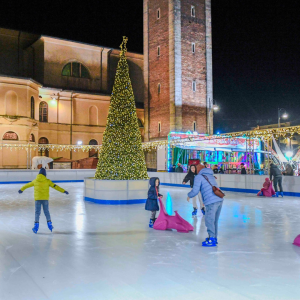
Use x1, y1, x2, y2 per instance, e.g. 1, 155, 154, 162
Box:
187, 164, 223, 247
145, 177, 163, 228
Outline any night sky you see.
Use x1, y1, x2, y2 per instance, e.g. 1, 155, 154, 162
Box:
1, 0, 300, 133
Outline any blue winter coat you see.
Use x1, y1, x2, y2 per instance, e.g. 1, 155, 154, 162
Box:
145, 177, 162, 211
188, 168, 223, 206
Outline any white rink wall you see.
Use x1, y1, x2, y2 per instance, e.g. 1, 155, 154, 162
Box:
0, 169, 96, 183
148, 172, 300, 197
1, 169, 300, 197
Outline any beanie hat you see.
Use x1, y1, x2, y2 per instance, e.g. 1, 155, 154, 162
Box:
39, 168, 47, 177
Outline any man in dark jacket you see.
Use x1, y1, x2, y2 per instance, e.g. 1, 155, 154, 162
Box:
270, 163, 283, 197
241, 163, 247, 174
175, 163, 183, 173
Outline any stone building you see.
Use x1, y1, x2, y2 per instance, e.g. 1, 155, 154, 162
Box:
0, 0, 213, 168
0, 28, 144, 168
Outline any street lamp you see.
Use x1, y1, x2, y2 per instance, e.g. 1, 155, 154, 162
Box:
208, 99, 219, 135
278, 108, 288, 128
285, 151, 293, 160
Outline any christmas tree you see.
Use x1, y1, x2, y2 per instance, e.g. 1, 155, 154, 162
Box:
95, 37, 148, 180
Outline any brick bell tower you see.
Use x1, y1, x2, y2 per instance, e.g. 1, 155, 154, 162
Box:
143, 0, 213, 141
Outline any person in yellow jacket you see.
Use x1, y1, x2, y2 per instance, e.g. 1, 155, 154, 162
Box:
18, 168, 69, 234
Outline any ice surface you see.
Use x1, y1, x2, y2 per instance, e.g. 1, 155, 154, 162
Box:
0, 183, 300, 300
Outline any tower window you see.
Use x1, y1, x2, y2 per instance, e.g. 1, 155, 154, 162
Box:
157, 8, 160, 19
157, 46, 160, 56
192, 43, 195, 53
191, 6, 195, 17
158, 122, 161, 133
158, 83, 161, 94
192, 80, 196, 92
193, 121, 196, 131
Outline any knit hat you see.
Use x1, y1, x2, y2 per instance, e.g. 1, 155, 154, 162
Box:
39, 168, 47, 177
196, 164, 205, 174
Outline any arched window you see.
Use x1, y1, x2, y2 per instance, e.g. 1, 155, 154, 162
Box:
31, 96, 35, 119
29, 133, 35, 142
62, 62, 90, 79
3, 131, 18, 140
38, 137, 49, 157
89, 106, 98, 126
5, 91, 18, 116
138, 119, 144, 128
39, 101, 48, 122
89, 139, 98, 157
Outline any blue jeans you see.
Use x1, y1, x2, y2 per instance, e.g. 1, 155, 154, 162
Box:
205, 201, 223, 238
35, 200, 51, 223
273, 176, 283, 192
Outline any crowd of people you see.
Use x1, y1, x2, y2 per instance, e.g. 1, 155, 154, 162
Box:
146, 161, 297, 247
146, 162, 224, 247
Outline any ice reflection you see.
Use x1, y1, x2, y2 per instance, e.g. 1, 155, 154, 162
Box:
75, 201, 85, 237
165, 192, 173, 215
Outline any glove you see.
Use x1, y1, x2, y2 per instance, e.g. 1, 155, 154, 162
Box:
64, 191, 69, 195
18, 190, 23, 194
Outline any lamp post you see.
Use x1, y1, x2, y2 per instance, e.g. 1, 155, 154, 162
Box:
278, 108, 288, 128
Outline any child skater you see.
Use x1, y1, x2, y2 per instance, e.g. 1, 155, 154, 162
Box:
187, 164, 223, 247
257, 178, 276, 197
182, 164, 205, 216
18, 168, 69, 234
145, 177, 163, 228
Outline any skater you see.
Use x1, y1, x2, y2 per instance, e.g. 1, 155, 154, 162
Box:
18, 168, 69, 234
270, 163, 283, 197
283, 164, 294, 176
257, 178, 276, 197
175, 163, 183, 173
187, 163, 224, 247
182, 164, 205, 216
213, 165, 219, 174
145, 177, 163, 228
240, 163, 247, 174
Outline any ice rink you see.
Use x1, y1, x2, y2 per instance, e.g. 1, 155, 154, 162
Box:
1, 182, 300, 300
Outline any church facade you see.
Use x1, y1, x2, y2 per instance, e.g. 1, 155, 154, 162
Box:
0, 0, 212, 169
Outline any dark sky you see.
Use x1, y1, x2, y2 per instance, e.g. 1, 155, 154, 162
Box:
1, 0, 300, 133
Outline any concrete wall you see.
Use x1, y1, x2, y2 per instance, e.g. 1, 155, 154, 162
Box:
0, 28, 39, 77
0, 169, 96, 183
1, 170, 300, 197
148, 172, 300, 197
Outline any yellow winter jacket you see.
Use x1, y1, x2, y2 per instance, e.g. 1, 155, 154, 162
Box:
20, 174, 65, 200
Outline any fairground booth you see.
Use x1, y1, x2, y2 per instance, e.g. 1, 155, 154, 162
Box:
167, 132, 262, 174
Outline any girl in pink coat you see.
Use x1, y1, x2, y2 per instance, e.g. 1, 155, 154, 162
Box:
257, 178, 276, 197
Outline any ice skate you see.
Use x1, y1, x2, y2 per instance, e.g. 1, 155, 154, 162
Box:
47, 221, 54, 232
205, 237, 218, 244
280, 192, 284, 197
149, 219, 155, 228
201, 207, 205, 215
202, 237, 217, 247
192, 208, 197, 216
32, 222, 39, 234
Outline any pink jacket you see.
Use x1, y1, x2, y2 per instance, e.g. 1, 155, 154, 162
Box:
258, 178, 275, 197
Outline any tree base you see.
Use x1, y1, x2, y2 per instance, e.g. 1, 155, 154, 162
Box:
84, 178, 149, 205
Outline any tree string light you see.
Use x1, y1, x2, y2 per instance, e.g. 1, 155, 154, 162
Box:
94, 36, 148, 180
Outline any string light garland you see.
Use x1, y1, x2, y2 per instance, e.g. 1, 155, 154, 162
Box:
94, 37, 148, 180
1, 119, 300, 153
